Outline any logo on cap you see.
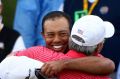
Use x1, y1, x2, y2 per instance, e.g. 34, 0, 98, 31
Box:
77, 29, 83, 35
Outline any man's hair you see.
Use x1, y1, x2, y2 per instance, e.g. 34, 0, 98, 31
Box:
69, 38, 97, 56
42, 11, 72, 33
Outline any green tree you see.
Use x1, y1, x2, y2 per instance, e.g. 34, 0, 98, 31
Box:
2, 0, 17, 28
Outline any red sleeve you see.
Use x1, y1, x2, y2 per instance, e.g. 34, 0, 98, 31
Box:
15, 46, 70, 62
15, 47, 36, 59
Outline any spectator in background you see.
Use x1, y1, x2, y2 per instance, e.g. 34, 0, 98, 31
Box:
64, 0, 120, 73
14, 0, 64, 48
0, 0, 25, 62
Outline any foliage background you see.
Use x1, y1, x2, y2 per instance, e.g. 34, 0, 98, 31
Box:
2, 0, 17, 28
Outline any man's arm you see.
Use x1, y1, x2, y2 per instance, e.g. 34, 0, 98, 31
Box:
63, 56, 115, 75
41, 56, 115, 77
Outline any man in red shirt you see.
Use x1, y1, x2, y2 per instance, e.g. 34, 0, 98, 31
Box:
40, 11, 114, 75
15, 15, 115, 79
12, 11, 113, 78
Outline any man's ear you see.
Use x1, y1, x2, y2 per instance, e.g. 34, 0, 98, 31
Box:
96, 42, 104, 53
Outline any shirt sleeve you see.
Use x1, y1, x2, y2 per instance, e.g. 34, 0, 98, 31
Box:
15, 46, 70, 62
15, 47, 35, 59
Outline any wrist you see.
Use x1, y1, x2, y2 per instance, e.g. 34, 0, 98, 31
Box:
61, 59, 71, 70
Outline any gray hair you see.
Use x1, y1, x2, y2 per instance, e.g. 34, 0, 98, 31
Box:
69, 38, 97, 56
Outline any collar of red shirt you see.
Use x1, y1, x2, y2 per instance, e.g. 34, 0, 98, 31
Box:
66, 50, 100, 58
66, 50, 86, 58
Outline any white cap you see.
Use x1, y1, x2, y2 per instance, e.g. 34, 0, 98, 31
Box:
0, 56, 44, 79
71, 15, 115, 46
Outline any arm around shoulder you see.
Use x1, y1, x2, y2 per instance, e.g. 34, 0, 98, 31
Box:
63, 56, 115, 75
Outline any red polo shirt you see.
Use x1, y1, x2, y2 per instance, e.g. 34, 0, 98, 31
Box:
59, 50, 111, 79
15, 46, 111, 79
15, 46, 70, 62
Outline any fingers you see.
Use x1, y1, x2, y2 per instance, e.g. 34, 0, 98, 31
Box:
45, 65, 52, 77
41, 63, 56, 77
49, 69, 56, 77
41, 63, 48, 74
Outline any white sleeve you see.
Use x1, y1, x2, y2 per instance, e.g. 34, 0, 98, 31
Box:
0, 56, 44, 79
12, 36, 26, 52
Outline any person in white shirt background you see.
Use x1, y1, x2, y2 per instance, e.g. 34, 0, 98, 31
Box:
0, 0, 25, 62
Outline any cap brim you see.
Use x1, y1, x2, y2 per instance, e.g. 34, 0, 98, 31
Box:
104, 21, 115, 38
